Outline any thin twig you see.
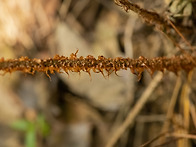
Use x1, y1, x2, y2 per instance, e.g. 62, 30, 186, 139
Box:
106, 72, 163, 147
114, 0, 194, 52
190, 102, 196, 129
168, 133, 196, 140
178, 70, 193, 146
161, 75, 182, 143
114, 0, 170, 32
139, 132, 168, 147
154, 138, 181, 147
140, 131, 196, 147
167, 19, 194, 51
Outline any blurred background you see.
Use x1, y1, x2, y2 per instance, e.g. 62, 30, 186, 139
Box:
0, 0, 196, 147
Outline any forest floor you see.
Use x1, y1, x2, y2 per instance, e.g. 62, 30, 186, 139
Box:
0, 0, 196, 147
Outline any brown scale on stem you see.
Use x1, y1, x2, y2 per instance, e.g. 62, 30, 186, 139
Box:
0, 51, 196, 80
114, 0, 193, 51
114, 0, 170, 30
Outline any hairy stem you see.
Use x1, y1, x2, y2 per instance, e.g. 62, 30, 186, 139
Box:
0, 52, 195, 79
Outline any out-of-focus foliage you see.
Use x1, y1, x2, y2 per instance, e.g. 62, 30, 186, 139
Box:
11, 114, 50, 147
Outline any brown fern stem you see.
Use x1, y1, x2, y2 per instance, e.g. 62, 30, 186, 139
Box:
114, 0, 193, 51
0, 52, 195, 79
114, 0, 169, 30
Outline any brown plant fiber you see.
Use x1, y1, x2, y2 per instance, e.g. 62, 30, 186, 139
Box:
0, 51, 195, 79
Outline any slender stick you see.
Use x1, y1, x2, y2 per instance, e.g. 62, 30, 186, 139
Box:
106, 72, 163, 147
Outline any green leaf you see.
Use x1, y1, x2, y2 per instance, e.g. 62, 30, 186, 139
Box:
11, 119, 29, 131
25, 123, 36, 147
36, 114, 50, 137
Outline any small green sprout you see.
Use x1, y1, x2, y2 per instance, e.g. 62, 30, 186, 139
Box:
11, 114, 50, 147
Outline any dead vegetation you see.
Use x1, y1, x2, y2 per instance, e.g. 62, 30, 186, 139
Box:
0, 51, 196, 81
0, 0, 196, 147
